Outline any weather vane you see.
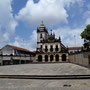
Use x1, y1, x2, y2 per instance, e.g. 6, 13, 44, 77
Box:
41, 20, 43, 24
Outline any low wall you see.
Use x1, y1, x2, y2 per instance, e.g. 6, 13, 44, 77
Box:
69, 51, 90, 66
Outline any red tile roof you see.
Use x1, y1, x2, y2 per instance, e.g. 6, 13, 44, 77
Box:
8, 45, 35, 54
68, 47, 84, 50
32, 51, 36, 53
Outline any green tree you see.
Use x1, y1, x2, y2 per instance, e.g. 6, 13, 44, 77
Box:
80, 24, 90, 50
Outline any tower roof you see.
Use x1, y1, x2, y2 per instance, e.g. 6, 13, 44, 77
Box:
40, 24, 45, 28
40, 21, 45, 28
39, 21, 45, 28
37, 22, 48, 33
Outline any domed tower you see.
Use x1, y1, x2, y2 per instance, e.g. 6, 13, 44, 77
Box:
37, 22, 48, 52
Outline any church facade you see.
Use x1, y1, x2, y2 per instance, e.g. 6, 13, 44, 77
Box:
36, 23, 69, 63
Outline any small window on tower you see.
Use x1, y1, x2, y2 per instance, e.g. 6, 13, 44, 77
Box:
41, 45, 42, 48
40, 34, 42, 38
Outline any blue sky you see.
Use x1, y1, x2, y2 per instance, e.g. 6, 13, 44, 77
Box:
0, 0, 90, 50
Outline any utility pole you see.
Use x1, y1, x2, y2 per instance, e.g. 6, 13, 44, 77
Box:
74, 35, 76, 62
74, 35, 76, 47
22, 38, 25, 49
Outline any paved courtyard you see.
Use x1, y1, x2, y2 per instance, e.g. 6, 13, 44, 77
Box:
0, 63, 90, 90
0, 79, 90, 90
0, 63, 90, 75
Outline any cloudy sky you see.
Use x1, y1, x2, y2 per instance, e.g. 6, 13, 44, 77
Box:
0, 0, 90, 50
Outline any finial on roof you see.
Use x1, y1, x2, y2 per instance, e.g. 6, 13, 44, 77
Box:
41, 20, 43, 24
59, 36, 61, 42
51, 29, 52, 35
53, 32, 55, 35
40, 21, 45, 28
67, 46, 68, 51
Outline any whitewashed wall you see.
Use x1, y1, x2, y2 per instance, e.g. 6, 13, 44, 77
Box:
1, 45, 14, 55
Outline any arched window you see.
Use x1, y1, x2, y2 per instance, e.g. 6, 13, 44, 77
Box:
50, 45, 53, 52
55, 45, 59, 51
45, 45, 48, 52
40, 45, 42, 48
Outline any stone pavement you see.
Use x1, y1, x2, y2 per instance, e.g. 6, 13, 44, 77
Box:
0, 79, 90, 90
0, 63, 90, 75
0, 63, 90, 90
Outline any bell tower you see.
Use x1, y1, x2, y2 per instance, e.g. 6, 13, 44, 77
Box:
37, 22, 48, 51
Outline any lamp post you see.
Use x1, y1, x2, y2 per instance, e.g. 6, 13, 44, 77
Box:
74, 35, 76, 47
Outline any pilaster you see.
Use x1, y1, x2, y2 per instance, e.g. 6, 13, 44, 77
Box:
52, 55, 55, 63
66, 54, 69, 62
48, 55, 50, 62
59, 54, 62, 62
42, 55, 45, 62
35, 55, 38, 62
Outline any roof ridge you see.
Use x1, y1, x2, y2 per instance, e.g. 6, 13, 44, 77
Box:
7, 44, 33, 53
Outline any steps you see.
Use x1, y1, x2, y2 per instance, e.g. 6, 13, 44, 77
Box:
0, 75, 90, 79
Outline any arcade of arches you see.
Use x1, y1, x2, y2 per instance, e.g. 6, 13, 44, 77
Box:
36, 54, 69, 62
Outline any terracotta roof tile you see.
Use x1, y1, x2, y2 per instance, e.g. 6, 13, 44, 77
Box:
8, 45, 35, 54
32, 51, 36, 53
68, 47, 84, 50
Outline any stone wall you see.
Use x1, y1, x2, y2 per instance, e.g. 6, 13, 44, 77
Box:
69, 51, 90, 66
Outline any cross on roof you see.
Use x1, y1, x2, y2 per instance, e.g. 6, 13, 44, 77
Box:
51, 29, 52, 35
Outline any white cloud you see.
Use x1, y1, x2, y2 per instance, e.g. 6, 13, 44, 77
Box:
16, 0, 83, 27
53, 27, 84, 47
87, 4, 90, 10
86, 18, 90, 25
10, 30, 37, 51
83, 8, 90, 25
0, 0, 18, 47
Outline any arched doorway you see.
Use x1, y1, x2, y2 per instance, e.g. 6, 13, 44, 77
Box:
50, 55, 53, 62
56, 55, 59, 62
38, 55, 42, 62
62, 54, 66, 61
45, 55, 48, 62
